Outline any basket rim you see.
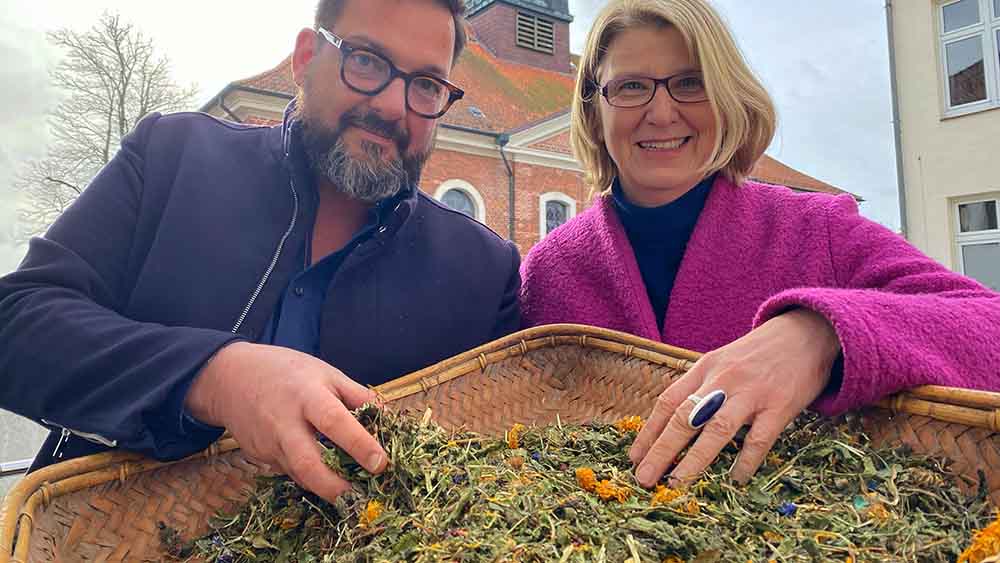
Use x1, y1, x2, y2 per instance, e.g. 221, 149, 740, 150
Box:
3, 323, 999, 563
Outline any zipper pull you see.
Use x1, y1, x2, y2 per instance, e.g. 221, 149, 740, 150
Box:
52, 428, 71, 460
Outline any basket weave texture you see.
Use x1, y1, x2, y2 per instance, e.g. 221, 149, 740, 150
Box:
2, 324, 998, 562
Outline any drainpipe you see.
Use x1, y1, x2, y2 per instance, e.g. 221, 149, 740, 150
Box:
496, 133, 515, 243
886, 0, 908, 237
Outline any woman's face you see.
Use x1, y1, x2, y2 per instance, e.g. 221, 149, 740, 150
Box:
597, 25, 718, 207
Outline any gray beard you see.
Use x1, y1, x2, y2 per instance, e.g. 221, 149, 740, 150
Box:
311, 137, 410, 204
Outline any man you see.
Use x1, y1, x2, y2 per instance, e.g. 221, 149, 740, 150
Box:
0, 0, 519, 502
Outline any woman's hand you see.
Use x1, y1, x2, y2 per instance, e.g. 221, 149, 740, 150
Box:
629, 309, 842, 488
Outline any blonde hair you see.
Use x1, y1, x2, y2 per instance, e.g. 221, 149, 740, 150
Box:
570, 0, 776, 192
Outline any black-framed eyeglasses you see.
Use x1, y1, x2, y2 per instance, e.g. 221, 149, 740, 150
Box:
316, 28, 464, 119
597, 71, 708, 108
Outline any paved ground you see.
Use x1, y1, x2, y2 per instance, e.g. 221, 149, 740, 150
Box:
0, 411, 47, 497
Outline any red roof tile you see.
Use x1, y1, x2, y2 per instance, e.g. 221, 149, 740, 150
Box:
751, 155, 856, 199
236, 56, 296, 93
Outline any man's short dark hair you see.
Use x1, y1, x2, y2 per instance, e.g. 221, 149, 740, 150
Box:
315, 0, 468, 64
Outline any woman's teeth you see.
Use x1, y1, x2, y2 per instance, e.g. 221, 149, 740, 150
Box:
638, 138, 687, 150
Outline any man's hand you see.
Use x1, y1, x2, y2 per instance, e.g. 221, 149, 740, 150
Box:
185, 341, 387, 501
629, 309, 841, 488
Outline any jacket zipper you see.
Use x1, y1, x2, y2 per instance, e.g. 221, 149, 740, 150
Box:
230, 175, 300, 334
41, 419, 118, 459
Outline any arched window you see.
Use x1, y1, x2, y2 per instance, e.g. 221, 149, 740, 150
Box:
434, 180, 486, 223
539, 192, 577, 238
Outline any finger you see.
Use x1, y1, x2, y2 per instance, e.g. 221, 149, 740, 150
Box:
278, 424, 353, 502
304, 392, 388, 474
668, 401, 752, 483
729, 413, 788, 484
634, 396, 703, 488
630, 367, 704, 464
328, 367, 379, 410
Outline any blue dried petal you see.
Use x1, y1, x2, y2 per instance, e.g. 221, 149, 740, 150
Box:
866, 479, 879, 491
531, 452, 542, 461
217, 551, 234, 563
452, 473, 468, 484
777, 502, 797, 517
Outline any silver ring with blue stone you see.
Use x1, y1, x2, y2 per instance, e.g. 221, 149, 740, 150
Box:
686, 390, 727, 429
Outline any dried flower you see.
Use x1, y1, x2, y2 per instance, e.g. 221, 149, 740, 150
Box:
575, 467, 597, 492
508, 456, 524, 470
777, 502, 797, 517
663, 557, 684, 563
651, 485, 683, 507
866, 503, 893, 524
358, 500, 383, 528
594, 479, 631, 503
762, 531, 783, 543
683, 498, 700, 515
507, 423, 526, 449
614, 416, 644, 433
959, 513, 1000, 563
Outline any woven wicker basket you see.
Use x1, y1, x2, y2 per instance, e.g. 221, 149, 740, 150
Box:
2, 324, 999, 563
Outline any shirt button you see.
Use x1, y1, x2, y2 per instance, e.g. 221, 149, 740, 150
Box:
294, 287, 305, 297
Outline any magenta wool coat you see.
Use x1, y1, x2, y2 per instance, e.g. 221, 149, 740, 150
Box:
520, 175, 1000, 415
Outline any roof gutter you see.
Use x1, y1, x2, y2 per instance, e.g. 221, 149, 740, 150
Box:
198, 84, 295, 115
886, 0, 909, 237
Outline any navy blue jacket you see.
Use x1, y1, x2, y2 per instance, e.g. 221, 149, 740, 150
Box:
0, 108, 520, 469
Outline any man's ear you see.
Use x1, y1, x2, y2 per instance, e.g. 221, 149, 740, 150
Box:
292, 28, 318, 88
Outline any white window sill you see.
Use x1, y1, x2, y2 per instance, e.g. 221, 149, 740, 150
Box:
942, 100, 1000, 120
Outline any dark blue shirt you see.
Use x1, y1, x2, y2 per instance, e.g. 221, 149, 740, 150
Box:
612, 175, 714, 330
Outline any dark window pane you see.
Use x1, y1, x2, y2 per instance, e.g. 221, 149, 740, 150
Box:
545, 200, 569, 234
442, 189, 476, 218
962, 243, 1000, 291
959, 201, 999, 232
943, 0, 980, 32
995, 0, 1000, 18
946, 36, 987, 106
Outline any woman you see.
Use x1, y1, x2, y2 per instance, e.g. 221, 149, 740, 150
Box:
519, 0, 1000, 490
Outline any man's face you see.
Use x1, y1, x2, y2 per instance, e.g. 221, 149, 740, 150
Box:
291, 0, 456, 202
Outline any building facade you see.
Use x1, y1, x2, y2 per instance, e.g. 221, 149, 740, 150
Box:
890, 0, 1000, 290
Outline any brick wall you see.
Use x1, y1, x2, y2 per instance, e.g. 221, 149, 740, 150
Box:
420, 147, 591, 255
468, 3, 573, 75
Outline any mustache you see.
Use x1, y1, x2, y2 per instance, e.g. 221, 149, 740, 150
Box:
340, 108, 410, 153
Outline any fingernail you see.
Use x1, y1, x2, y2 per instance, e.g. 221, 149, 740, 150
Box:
367, 452, 385, 472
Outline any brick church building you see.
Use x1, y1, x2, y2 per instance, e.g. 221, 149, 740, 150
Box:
201, 0, 852, 253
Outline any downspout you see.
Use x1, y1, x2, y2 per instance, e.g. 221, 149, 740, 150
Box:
886, 0, 908, 237
496, 133, 515, 243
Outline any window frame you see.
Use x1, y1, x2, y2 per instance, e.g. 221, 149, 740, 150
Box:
538, 191, 577, 239
434, 179, 487, 223
938, 0, 1000, 117
953, 195, 1000, 290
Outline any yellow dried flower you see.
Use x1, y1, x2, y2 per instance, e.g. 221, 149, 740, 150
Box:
663, 557, 684, 563
358, 499, 384, 528
762, 531, 783, 543
614, 416, 644, 433
683, 498, 700, 515
814, 531, 838, 544
651, 485, 683, 507
959, 512, 1000, 563
845, 557, 855, 563
766, 452, 783, 467
507, 423, 526, 449
594, 479, 631, 503
867, 503, 893, 524
575, 467, 597, 492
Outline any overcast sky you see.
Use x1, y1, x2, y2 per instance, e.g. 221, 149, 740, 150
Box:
0, 0, 898, 275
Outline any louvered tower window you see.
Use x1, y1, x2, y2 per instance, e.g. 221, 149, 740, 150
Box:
516, 11, 555, 53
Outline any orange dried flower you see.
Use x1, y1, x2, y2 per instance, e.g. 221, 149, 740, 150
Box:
614, 416, 644, 433
651, 485, 683, 507
508, 455, 524, 470
359, 500, 384, 528
867, 503, 893, 524
575, 467, 597, 492
507, 423, 526, 449
958, 512, 1000, 563
683, 499, 700, 515
594, 479, 631, 503
663, 557, 684, 563
762, 531, 783, 543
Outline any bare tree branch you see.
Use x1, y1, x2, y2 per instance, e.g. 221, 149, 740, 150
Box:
15, 12, 196, 240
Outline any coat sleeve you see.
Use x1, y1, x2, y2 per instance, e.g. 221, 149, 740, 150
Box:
0, 113, 240, 462
490, 240, 523, 340
753, 194, 1000, 415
